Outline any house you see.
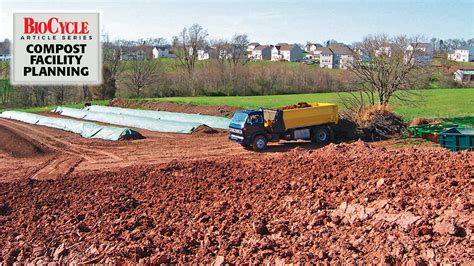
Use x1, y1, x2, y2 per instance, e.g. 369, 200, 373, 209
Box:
251, 45, 272, 60
447, 46, 474, 62
375, 45, 395, 57
319, 44, 354, 69
197, 49, 210, 60
120, 46, 153, 60
247, 42, 260, 58
271, 44, 303, 62
247, 42, 260, 52
447, 50, 456, 61
319, 47, 334, 68
329, 44, 354, 69
405, 43, 433, 66
305, 43, 323, 52
453, 68, 474, 85
305, 47, 325, 60
152, 45, 176, 59
0, 54, 11, 61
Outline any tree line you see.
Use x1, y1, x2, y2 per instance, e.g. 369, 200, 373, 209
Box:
0, 29, 468, 109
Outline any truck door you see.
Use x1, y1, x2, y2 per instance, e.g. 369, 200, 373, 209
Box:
246, 113, 265, 138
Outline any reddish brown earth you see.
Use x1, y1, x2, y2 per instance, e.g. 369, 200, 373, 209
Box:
0, 102, 472, 264
0, 125, 472, 264
0, 124, 50, 158
109, 98, 239, 117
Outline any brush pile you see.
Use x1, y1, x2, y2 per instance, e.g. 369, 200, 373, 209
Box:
355, 105, 406, 139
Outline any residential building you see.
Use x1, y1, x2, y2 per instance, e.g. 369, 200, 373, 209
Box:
120, 46, 153, 60
271, 44, 303, 62
305, 43, 323, 52
375, 45, 394, 57
448, 46, 474, 62
447, 50, 456, 61
152, 45, 176, 59
247, 42, 260, 52
405, 43, 433, 66
305, 47, 325, 60
329, 44, 354, 69
319, 47, 334, 68
197, 49, 210, 60
454, 68, 474, 85
247, 42, 260, 59
319, 44, 354, 69
251, 45, 272, 60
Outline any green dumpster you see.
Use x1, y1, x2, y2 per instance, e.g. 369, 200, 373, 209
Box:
439, 128, 474, 151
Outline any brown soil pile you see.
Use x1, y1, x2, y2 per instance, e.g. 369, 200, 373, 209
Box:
192, 125, 219, 135
109, 98, 239, 118
282, 102, 312, 110
409, 118, 444, 127
1, 141, 471, 264
0, 123, 49, 158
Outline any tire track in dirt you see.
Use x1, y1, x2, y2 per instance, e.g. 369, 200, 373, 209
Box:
0, 119, 123, 162
0, 119, 125, 181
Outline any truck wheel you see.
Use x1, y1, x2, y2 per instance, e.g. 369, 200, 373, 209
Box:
313, 127, 331, 144
252, 135, 267, 151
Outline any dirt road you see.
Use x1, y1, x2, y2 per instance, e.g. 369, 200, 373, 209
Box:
0, 118, 266, 181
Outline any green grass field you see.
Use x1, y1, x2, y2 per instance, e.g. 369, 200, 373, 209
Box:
2, 88, 473, 126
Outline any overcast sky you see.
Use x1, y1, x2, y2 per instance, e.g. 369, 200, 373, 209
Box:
1, 0, 473, 44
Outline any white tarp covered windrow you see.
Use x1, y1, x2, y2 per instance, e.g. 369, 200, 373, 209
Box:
85, 105, 230, 129
52, 106, 203, 134
0, 111, 142, 141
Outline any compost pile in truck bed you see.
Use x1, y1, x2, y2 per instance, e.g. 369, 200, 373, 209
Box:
0, 141, 472, 264
281, 102, 312, 110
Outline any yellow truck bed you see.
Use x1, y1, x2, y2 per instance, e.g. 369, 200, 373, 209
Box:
280, 102, 338, 130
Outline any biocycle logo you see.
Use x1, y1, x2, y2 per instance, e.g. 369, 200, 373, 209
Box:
11, 12, 101, 85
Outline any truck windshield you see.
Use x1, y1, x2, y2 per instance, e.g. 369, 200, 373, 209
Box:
231, 112, 248, 127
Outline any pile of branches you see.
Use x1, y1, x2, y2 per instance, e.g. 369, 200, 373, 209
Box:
356, 105, 406, 139
282, 102, 312, 110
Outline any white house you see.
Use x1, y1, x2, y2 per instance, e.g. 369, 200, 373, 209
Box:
305, 47, 324, 60
375, 46, 394, 57
448, 46, 474, 62
152, 46, 176, 59
271, 44, 303, 62
247, 42, 260, 52
197, 49, 210, 60
251, 45, 272, 60
247, 42, 260, 59
305, 43, 323, 52
319, 47, 334, 68
405, 43, 433, 66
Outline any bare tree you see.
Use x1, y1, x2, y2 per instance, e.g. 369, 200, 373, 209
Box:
123, 60, 160, 98
227, 34, 249, 66
0, 61, 11, 106
209, 39, 229, 65
349, 34, 429, 106
172, 24, 208, 75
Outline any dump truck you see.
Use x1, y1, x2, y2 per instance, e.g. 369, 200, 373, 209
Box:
229, 102, 339, 151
